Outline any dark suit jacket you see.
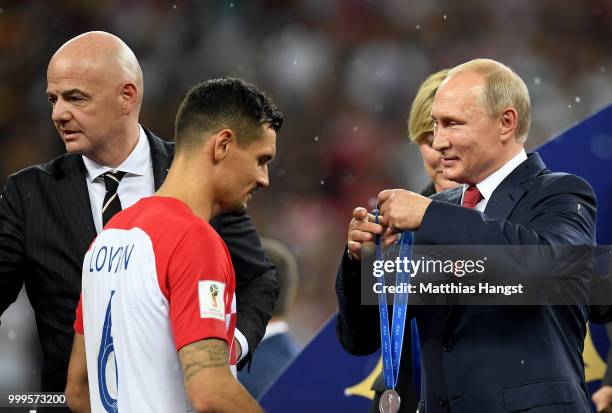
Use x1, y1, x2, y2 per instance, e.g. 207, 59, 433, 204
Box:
0, 129, 278, 398
336, 153, 597, 413
238, 331, 300, 400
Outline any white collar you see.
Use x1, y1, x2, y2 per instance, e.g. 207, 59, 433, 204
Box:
262, 320, 289, 341
83, 126, 150, 182
463, 148, 528, 201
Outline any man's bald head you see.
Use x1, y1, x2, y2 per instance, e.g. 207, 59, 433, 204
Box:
46, 32, 144, 166
49, 31, 143, 111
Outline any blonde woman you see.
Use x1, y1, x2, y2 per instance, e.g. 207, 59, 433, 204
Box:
408, 68, 458, 196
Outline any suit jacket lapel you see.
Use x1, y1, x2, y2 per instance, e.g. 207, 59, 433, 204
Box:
484, 153, 547, 220
145, 128, 174, 190
48, 130, 177, 250
52, 155, 97, 247
484, 185, 525, 220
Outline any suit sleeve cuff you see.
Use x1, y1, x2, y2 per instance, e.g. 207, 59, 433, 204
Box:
235, 328, 249, 362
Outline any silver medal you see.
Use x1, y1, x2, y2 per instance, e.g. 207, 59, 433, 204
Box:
379, 389, 401, 413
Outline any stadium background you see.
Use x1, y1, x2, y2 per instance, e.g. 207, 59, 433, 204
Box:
0, 0, 611, 398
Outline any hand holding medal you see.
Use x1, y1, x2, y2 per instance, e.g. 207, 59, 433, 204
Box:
346, 207, 384, 261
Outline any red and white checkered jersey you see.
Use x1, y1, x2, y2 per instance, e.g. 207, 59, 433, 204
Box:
74, 196, 237, 413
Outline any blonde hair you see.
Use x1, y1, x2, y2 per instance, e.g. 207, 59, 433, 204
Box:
448, 58, 531, 142
407, 69, 450, 143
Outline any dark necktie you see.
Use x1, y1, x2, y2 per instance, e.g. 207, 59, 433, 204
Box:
463, 185, 483, 209
102, 171, 126, 227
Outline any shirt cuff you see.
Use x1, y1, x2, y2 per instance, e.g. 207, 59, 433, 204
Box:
234, 328, 249, 362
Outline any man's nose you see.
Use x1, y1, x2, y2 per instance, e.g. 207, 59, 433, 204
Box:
257, 166, 270, 188
51, 100, 70, 123
432, 127, 450, 152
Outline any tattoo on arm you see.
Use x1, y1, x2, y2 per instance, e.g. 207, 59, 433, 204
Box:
179, 339, 229, 382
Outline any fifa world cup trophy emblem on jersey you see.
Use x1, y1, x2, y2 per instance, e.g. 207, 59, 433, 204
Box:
210, 284, 219, 308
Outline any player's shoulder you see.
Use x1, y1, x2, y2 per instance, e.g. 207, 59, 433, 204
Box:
158, 206, 231, 270
140, 197, 222, 242
181, 214, 223, 246
105, 197, 185, 234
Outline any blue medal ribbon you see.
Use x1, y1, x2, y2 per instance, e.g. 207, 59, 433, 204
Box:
374, 209, 419, 394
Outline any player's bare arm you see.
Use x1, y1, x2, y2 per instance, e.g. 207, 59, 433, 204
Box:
179, 338, 263, 413
65, 334, 91, 413
180, 338, 229, 380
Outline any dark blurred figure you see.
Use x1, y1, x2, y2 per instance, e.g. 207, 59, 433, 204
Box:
239, 237, 300, 399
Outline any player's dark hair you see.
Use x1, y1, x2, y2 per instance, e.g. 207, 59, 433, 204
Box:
174, 77, 283, 152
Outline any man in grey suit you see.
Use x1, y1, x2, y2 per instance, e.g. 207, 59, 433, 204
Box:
0, 31, 279, 410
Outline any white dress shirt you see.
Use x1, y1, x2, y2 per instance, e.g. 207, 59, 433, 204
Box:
81, 125, 249, 360
83, 126, 155, 235
460, 149, 528, 212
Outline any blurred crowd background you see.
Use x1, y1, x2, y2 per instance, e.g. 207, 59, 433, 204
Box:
0, 0, 611, 394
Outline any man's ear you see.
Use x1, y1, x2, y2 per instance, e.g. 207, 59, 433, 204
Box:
120, 82, 139, 115
212, 129, 234, 163
499, 107, 518, 142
